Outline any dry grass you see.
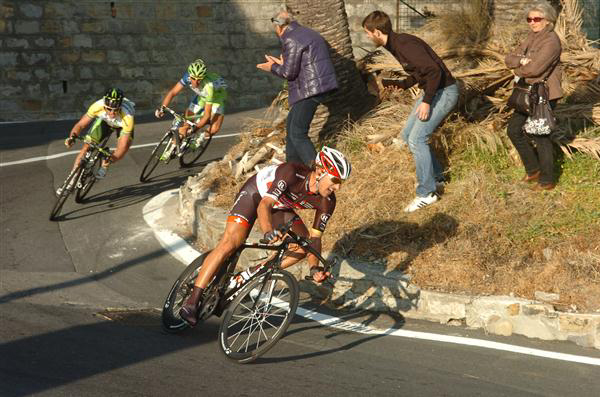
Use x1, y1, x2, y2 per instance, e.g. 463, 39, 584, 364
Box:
322, 138, 600, 310
431, 0, 493, 49
194, 0, 600, 312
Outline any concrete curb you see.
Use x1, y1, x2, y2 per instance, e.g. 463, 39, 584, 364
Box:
178, 178, 600, 350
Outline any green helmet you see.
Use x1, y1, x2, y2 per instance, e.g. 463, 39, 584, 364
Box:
103, 87, 124, 108
187, 59, 207, 79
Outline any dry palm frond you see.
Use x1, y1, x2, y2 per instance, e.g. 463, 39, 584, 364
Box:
555, 0, 588, 51
561, 137, 600, 160
354, 0, 600, 162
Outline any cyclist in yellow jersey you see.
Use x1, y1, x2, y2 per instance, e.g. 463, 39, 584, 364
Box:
57, 88, 135, 194
155, 59, 227, 151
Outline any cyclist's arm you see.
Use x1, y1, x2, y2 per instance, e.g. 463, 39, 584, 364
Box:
306, 229, 322, 267
70, 114, 94, 138
257, 196, 277, 235
160, 82, 185, 108
120, 113, 134, 134
195, 102, 213, 129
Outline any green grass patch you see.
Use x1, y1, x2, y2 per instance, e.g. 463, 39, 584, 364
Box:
451, 145, 512, 179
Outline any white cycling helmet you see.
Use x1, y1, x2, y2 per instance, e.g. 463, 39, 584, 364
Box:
315, 146, 351, 181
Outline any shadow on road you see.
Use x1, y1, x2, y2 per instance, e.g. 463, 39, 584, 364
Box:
0, 247, 170, 304
51, 158, 219, 222
0, 305, 219, 396
254, 307, 405, 364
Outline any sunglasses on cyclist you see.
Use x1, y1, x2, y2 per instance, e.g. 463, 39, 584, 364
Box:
526, 17, 544, 23
104, 106, 119, 112
329, 175, 343, 185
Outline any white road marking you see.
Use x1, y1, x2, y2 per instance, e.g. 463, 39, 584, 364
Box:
295, 307, 600, 367
142, 189, 201, 265
0, 132, 240, 167
143, 190, 600, 367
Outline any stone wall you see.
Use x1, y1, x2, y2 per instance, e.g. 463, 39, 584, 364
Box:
1, 0, 596, 122
0, 0, 283, 121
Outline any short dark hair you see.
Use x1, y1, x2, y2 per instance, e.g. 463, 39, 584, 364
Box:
362, 11, 392, 35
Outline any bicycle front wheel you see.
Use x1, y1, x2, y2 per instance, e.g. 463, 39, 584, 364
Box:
219, 270, 299, 363
49, 165, 83, 221
161, 251, 210, 333
179, 133, 212, 168
140, 132, 171, 182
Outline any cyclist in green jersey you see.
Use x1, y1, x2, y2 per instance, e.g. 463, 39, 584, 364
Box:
155, 59, 227, 155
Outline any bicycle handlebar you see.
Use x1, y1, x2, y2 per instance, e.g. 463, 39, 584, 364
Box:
72, 136, 112, 157
161, 106, 197, 128
258, 216, 298, 244
258, 215, 337, 276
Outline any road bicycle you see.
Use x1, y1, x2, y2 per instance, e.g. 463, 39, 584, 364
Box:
139, 106, 212, 182
49, 136, 111, 221
161, 216, 336, 363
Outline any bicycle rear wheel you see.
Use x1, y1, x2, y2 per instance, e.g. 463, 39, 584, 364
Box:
218, 270, 299, 363
75, 153, 101, 203
179, 132, 212, 168
162, 251, 210, 333
140, 132, 171, 182
49, 165, 83, 221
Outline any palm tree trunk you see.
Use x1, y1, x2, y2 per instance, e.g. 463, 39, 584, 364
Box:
285, 0, 370, 140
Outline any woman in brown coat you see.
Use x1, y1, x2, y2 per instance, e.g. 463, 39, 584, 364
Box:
505, 0, 562, 190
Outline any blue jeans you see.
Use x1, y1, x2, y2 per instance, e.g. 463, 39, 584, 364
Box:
402, 83, 458, 197
286, 94, 325, 165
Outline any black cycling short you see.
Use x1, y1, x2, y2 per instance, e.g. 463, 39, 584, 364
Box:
228, 174, 299, 230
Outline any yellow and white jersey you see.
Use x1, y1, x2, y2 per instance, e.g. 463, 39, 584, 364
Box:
86, 98, 135, 132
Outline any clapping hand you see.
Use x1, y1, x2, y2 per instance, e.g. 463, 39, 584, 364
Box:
257, 55, 276, 72
266, 55, 283, 65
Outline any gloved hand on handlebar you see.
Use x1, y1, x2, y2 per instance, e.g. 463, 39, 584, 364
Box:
64, 136, 75, 148
154, 105, 165, 119
263, 230, 283, 244
309, 266, 331, 283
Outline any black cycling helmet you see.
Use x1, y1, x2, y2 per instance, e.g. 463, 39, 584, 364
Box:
104, 88, 124, 108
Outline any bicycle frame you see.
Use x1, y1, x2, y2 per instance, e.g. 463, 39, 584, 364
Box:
162, 106, 198, 149
61, 138, 110, 190
209, 218, 333, 318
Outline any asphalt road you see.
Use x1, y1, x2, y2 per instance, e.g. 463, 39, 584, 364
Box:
1, 110, 599, 397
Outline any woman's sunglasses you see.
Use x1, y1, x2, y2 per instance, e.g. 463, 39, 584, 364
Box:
526, 17, 544, 23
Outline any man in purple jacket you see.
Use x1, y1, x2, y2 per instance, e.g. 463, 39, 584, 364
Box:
257, 9, 338, 165
363, 11, 458, 212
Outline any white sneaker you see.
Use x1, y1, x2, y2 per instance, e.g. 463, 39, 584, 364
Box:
95, 166, 108, 179
179, 141, 187, 155
160, 143, 175, 161
403, 193, 439, 212
227, 264, 262, 290
189, 133, 205, 150
56, 180, 75, 196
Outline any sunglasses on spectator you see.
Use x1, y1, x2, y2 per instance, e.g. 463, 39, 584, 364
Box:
104, 106, 119, 112
526, 17, 544, 23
